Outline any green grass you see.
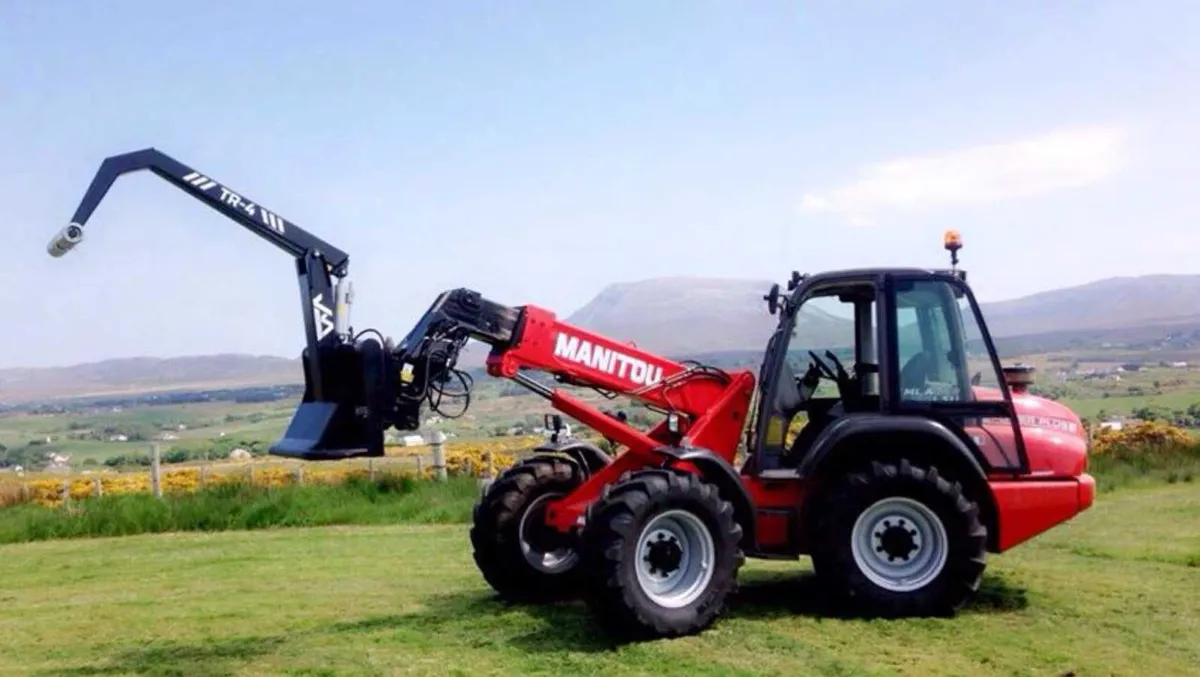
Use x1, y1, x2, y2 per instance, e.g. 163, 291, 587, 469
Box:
0, 481, 1197, 676
0, 476, 483, 545
1063, 389, 1200, 420
1088, 448, 1200, 492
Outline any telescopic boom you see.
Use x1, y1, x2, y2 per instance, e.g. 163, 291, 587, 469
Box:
48, 149, 756, 480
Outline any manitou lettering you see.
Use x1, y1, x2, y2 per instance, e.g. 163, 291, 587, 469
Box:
553, 332, 663, 387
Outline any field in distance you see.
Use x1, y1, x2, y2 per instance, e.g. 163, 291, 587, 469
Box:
0, 377, 628, 472
6, 350, 1200, 472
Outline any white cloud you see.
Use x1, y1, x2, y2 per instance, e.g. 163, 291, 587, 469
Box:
799, 126, 1125, 225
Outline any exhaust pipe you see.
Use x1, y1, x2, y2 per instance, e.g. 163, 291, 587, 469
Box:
1002, 364, 1036, 394
47, 223, 84, 257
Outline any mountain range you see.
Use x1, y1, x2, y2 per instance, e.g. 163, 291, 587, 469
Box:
562, 273, 1200, 359
4, 273, 1199, 401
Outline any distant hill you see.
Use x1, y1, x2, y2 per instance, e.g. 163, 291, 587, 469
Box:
977, 274, 1200, 337
567, 277, 786, 355
561, 273, 1200, 361
7, 274, 1200, 403
0, 354, 301, 402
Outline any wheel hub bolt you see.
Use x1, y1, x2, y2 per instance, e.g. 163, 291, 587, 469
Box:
875, 518, 920, 562
644, 533, 683, 575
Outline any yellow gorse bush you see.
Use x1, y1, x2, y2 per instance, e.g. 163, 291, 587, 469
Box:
388, 435, 532, 478
1, 435, 543, 509
1091, 420, 1194, 461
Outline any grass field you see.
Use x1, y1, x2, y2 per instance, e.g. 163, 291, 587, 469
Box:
2, 481, 1197, 676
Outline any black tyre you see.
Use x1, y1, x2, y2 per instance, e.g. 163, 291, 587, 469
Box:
581, 468, 745, 640
469, 456, 585, 603
810, 458, 988, 617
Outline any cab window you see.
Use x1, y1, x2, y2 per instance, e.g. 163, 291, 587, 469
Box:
893, 279, 973, 403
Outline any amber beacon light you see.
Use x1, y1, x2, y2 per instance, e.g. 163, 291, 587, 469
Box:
943, 229, 963, 271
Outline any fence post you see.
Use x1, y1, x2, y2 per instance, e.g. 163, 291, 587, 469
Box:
416, 455, 425, 476
293, 465, 304, 486
199, 464, 208, 489
431, 431, 447, 481
93, 477, 102, 498
477, 449, 497, 493
60, 479, 70, 508
151, 443, 162, 498
368, 457, 377, 482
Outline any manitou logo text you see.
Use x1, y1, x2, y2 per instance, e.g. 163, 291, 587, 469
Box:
553, 332, 663, 387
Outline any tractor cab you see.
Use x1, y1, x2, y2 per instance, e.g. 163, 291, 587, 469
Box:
746, 231, 1029, 477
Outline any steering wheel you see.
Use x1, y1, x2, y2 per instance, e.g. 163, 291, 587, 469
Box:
807, 351, 837, 381
808, 350, 860, 406
826, 351, 850, 380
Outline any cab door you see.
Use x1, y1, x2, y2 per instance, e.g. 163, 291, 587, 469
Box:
885, 273, 1029, 474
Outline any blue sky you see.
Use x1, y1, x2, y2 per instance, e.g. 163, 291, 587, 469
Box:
2, 1, 1198, 368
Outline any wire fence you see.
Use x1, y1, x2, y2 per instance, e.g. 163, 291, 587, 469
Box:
0, 435, 540, 509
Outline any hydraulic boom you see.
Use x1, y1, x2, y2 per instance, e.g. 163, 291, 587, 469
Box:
47, 148, 355, 410
47, 148, 757, 531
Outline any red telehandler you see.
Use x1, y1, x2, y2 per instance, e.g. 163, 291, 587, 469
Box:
49, 149, 1096, 639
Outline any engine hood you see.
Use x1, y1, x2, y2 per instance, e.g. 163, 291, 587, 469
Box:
975, 386, 1088, 476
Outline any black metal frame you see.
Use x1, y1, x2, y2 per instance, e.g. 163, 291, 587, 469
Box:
882, 271, 1030, 474
747, 267, 1030, 476
56, 148, 351, 400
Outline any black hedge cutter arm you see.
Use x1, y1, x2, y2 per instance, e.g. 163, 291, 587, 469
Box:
49, 148, 525, 462
50, 148, 350, 271
46, 148, 380, 457
48, 149, 353, 363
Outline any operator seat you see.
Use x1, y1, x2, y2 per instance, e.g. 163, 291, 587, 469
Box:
900, 350, 936, 393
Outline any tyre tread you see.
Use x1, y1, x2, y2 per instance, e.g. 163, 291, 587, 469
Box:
469, 455, 584, 603
812, 456, 988, 617
581, 468, 745, 640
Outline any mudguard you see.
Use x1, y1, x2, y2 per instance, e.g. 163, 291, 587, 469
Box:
797, 413, 987, 480
664, 447, 757, 549
533, 438, 612, 477
796, 413, 997, 549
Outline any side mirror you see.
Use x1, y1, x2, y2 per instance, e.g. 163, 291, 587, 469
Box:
787, 271, 803, 291
764, 283, 780, 315
544, 413, 563, 433
970, 372, 981, 386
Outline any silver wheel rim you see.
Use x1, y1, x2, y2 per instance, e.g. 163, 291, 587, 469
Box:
634, 509, 716, 608
518, 493, 578, 573
850, 496, 948, 593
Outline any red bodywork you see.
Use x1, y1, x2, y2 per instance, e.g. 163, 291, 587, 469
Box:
983, 385, 1096, 551
486, 306, 756, 532
487, 304, 1095, 554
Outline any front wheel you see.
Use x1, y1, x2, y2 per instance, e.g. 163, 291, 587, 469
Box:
581, 469, 745, 640
810, 458, 988, 617
469, 456, 585, 603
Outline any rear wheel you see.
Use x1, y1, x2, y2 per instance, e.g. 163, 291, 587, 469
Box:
810, 458, 987, 617
470, 456, 585, 602
581, 469, 744, 639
